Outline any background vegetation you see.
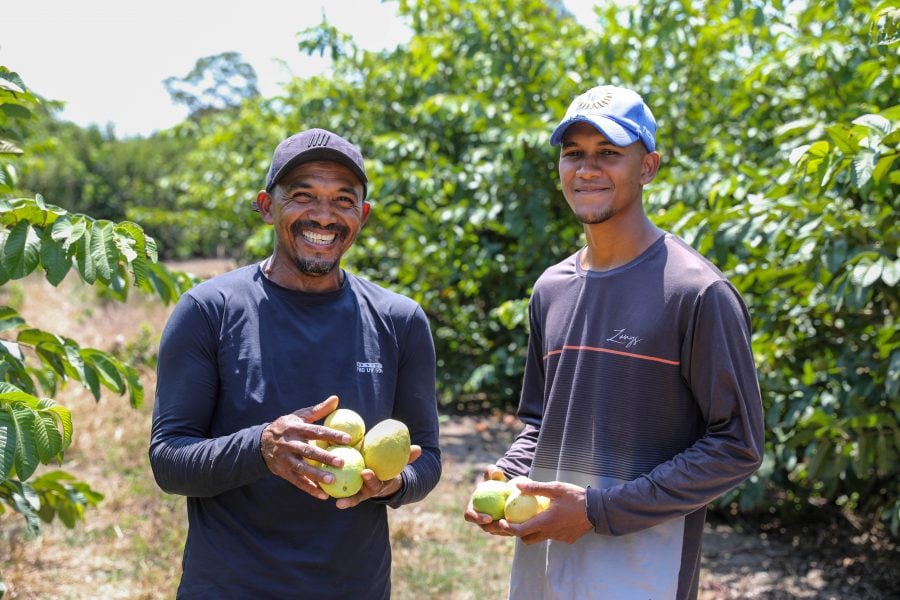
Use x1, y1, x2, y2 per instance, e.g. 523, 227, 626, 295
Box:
1, 0, 897, 596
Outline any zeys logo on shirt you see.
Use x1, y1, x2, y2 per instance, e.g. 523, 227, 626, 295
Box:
357, 361, 383, 374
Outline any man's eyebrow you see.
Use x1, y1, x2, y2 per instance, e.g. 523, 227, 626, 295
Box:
283, 180, 359, 199
561, 138, 617, 148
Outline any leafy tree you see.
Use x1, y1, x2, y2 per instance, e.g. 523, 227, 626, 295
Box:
0, 67, 197, 595
163, 51, 260, 120
16, 117, 192, 227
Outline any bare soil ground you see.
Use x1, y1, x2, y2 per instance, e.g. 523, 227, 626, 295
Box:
1, 258, 897, 598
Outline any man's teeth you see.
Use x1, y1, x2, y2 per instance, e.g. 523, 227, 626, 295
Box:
302, 231, 336, 244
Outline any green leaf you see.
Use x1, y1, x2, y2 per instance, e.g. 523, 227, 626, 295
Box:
50, 216, 86, 249
40, 225, 71, 286
47, 404, 73, 452
825, 125, 860, 154
851, 150, 876, 189
1, 220, 41, 279
34, 412, 62, 463
0, 408, 16, 481
72, 228, 96, 284
853, 113, 892, 136
6, 479, 41, 536
131, 255, 150, 289
873, 153, 897, 184
82, 363, 101, 401
88, 220, 116, 282
80, 349, 126, 395
0, 306, 25, 334
123, 363, 144, 409
9, 403, 39, 480
0, 139, 24, 156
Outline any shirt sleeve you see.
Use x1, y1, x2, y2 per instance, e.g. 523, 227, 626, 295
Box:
149, 294, 271, 497
587, 280, 765, 535
373, 305, 442, 508
496, 296, 544, 479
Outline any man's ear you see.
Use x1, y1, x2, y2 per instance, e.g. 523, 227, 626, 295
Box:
360, 201, 371, 227
640, 151, 661, 185
256, 191, 275, 224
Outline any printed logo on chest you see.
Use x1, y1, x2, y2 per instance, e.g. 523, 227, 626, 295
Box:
606, 328, 643, 349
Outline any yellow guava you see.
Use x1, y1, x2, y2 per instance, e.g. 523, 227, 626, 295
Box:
324, 408, 366, 447
504, 476, 550, 523
319, 446, 366, 498
471, 479, 510, 521
362, 419, 411, 481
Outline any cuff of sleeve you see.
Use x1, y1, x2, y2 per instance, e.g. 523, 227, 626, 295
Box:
585, 485, 610, 534
252, 423, 273, 474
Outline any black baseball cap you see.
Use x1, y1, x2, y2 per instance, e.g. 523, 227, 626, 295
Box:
254, 128, 368, 210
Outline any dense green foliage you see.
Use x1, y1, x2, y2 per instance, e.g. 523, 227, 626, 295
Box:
0, 67, 197, 594
3, 0, 898, 555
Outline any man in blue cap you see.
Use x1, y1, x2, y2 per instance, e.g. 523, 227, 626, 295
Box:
151, 128, 441, 598
466, 85, 764, 599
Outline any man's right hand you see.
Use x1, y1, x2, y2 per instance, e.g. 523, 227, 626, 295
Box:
260, 394, 352, 499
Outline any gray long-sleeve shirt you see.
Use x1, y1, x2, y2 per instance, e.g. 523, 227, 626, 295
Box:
497, 234, 764, 600
149, 264, 441, 599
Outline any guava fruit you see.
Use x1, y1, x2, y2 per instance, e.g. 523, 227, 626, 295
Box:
471, 479, 510, 521
319, 446, 366, 498
362, 419, 411, 481
324, 408, 366, 447
504, 476, 551, 523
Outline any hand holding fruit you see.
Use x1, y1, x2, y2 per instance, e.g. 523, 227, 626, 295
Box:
260, 394, 354, 500
333, 444, 422, 510
304, 403, 417, 508
502, 480, 593, 545
464, 468, 549, 536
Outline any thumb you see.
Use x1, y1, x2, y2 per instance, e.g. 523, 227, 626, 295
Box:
295, 394, 339, 423
407, 444, 422, 465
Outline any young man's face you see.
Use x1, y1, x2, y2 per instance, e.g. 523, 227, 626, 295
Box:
257, 160, 369, 291
558, 121, 659, 225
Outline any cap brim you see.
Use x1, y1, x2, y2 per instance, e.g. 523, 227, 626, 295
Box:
550, 115, 640, 147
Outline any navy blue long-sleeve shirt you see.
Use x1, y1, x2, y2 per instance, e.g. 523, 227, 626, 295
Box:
149, 264, 441, 599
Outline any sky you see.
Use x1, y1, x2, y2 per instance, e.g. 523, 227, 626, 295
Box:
1, 0, 602, 138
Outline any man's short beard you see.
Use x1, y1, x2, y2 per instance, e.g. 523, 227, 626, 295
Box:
577, 207, 614, 224
294, 256, 340, 276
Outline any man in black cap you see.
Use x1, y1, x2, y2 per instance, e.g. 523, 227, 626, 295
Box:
150, 128, 441, 598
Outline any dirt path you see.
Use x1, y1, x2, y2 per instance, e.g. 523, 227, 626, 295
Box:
440, 414, 898, 600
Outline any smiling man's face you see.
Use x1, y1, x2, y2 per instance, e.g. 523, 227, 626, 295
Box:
558, 121, 657, 226
257, 160, 369, 292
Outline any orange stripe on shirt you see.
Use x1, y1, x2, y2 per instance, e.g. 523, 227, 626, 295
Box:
544, 344, 681, 366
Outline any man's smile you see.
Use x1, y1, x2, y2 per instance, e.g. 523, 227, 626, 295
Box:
301, 230, 338, 246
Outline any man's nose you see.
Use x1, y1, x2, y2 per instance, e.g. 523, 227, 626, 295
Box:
576, 156, 603, 177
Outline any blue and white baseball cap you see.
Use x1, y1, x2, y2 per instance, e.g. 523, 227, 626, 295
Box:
550, 85, 657, 152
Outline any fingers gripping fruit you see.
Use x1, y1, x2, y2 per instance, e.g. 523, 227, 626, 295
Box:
314, 405, 413, 498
